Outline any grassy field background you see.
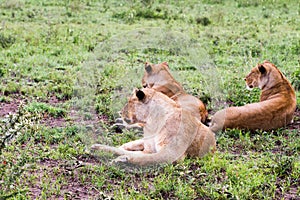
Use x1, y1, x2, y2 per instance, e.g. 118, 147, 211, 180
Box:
0, 0, 300, 199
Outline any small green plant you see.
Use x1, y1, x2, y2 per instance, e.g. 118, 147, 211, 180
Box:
291, 68, 300, 90
0, 33, 16, 49
25, 102, 67, 118
0, 67, 5, 77
0, 103, 40, 154
0, 95, 10, 103
1, 81, 21, 95
195, 16, 211, 26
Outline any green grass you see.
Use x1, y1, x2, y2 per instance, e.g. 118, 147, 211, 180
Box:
0, 0, 299, 199
25, 102, 67, 118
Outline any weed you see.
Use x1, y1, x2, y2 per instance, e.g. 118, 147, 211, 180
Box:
291, 68, 300, 90
0, 103, 40, 154
0, 33, 16, 49
0, 95, 10, 103
25, 102, 67, 118
195, 17, 211, 26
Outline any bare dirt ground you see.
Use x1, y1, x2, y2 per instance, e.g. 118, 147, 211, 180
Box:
26, 156, 101, 199
0, 100, 20, 117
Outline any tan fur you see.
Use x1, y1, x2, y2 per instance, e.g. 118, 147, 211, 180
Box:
91, 88, 216, 166
210, 61, 296, 132
142, 62, 208, 123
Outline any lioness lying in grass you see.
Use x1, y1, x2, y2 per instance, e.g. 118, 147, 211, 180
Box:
210, 61, 296, 131
91, 88, 216, 166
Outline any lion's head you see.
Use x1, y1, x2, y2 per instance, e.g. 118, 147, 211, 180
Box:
142, 62, 183, 97
142, 61, 170, 88
121, 88, 177, 125
121, 89, 153, 124
245, 61, 283, 90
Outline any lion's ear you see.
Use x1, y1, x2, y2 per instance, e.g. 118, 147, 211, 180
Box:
136, 90, 146, 101
145, 62, 152, 73
258, 65, 266, 74
162, 61, 169, 68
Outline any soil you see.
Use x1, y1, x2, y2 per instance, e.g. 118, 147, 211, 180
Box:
26, 156, 101, 199
0, 99, 20, 117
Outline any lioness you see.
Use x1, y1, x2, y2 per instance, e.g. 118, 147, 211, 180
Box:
209, 61, 296, 132
142, 62, 208, 123
91, 88, 216, 166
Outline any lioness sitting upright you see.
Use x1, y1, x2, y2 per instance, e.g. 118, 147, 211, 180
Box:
91, 88, 216, 166
210, 61, 296, 132
142, 61, 208, 123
